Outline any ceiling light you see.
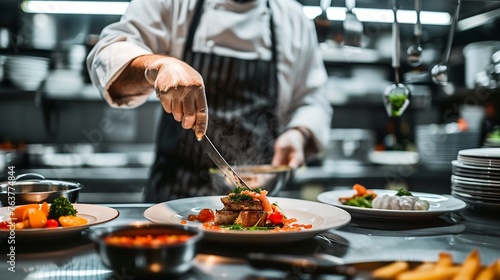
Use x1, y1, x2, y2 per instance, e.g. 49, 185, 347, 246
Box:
21, 1, 129, 15
303, 6, 451, 25
20, 1, 451, 25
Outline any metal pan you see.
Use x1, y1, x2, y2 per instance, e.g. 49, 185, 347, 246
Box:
0, 173, 81, 207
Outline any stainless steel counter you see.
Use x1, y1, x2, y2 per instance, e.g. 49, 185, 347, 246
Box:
1, 201, 499, 280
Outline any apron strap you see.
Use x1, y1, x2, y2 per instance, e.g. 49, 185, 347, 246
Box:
184, 0, 206, 57
267, 0, 277, 67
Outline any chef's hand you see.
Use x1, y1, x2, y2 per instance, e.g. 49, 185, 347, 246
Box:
145, 56, 208, 140
271, 128, 310, 168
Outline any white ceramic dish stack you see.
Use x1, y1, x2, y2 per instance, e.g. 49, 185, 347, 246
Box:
451, 148, 500, 210
5, 55, 50, 91
416, 124, 481, 171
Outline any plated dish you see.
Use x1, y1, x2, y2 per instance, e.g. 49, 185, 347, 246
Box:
144, 196, 351, 243
0, 204, 119, 239
317, 189, 466, 219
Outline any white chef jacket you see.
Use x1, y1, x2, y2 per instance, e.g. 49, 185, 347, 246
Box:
87, 0, 333, 154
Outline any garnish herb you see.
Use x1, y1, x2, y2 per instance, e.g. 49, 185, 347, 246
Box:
395, 188, 413, 196
48, 197, 78, 220
228, 187, 261, 202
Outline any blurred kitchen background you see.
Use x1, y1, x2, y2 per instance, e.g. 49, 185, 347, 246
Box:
1, 0, 500, 203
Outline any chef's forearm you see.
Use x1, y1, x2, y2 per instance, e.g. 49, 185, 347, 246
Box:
107, 54, 163, 106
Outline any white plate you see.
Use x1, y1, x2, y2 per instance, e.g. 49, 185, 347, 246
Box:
451, 175, 500, 187
83, 153, 128, 167
0, 204, 119, 239
452, 192, 500, 209
457, 158, 500, 168
451, 186, 500, 199
317, 189, 466, 219
144, 196, 351, 244
452, 182, 500, 192
452, 160, 500, 173
458, 157, 500, 164
368, 151, 419, 165
458, 148, 500, 158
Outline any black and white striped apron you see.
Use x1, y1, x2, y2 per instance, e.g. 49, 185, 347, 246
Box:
144, 0, 279, 202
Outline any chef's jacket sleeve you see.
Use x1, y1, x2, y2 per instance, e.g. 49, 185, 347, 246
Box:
86, 0, 182, 108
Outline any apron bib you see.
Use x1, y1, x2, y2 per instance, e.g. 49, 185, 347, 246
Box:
144, 0, 278, 202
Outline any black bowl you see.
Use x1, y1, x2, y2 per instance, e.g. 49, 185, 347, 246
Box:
86, 223, 203, 277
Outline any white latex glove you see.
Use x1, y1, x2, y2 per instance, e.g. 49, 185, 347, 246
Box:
271, 129, 308, 168
145, 57, 208, 140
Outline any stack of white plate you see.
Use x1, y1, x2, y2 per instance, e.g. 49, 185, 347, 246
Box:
451, 148, 500, 210
416, 124, 481, 170
5, 55, 50, 91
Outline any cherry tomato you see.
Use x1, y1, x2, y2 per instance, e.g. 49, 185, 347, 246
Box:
45, 219, 59, 228
0, 221, 10, 229
268, 212, 283, 225
197, 208, 215, 223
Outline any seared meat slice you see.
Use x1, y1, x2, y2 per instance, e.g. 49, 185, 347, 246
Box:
214, 209, 239, 225
220, 197, 264, 211
234, 211, 267, 227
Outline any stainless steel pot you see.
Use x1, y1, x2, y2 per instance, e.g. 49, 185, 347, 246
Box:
0, 173, 81, 207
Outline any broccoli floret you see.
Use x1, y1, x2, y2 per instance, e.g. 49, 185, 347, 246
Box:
48, 197, 78, 219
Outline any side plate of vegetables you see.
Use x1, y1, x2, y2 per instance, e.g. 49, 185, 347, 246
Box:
317, 185, 467, 220
0, 200, 119, 239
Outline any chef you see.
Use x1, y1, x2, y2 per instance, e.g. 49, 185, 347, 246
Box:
87, 0, 333, 202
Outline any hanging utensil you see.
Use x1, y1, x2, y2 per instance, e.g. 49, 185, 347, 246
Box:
431, 0, 461, 86
343, 0, 363, 47
314, 0, 332, 44
383, 0, 411, 118
407, 0, 423, 67
198, 135, 252, 190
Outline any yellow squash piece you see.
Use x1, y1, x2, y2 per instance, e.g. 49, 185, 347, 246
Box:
23, 208, 47, 228
58, 216, 87, 227
12, 204, 39, 223
40, 202, 49, 217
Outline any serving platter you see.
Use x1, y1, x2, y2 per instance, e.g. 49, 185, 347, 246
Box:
317, 189, 466, 219
144, 196, 351, 244
0, 204, 119, 239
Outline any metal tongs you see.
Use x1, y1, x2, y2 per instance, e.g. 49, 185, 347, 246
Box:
198, 135, 251, 190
